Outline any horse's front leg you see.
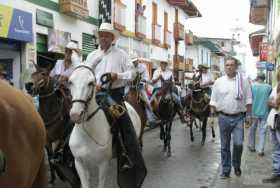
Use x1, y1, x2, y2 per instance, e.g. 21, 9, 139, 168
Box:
46, 144, 56, 184
167, 122, 172, 157
201, 118, 207, 145
159, 122, 165, 140
98, 161, 109, 188
190, 119, 194, 142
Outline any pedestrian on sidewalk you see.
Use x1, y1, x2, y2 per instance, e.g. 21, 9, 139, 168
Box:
210, 57, 252, 179
263, 70, 280, 183
248, 73, 272, 156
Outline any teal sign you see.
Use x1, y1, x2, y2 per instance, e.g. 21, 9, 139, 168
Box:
36, 9, 53, 28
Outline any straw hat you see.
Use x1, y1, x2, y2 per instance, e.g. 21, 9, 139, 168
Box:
130, 52, 139, 62
95, 22, 119, 43
65, 41, 79, 51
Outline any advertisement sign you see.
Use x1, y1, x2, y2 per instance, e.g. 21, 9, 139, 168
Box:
48, 29, 71, 53
267, 45, 275, 64
266, 63, 275, 71
36, 9, 53, 28
256, 61, 266, 69
0, 4, 33, 42
259, 42, 268, 61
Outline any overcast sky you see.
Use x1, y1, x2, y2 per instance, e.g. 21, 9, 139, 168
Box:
186, 0, 264, 78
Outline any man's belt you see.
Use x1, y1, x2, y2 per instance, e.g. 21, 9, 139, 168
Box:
219, 111, 245, 117
101, 87, 124, 93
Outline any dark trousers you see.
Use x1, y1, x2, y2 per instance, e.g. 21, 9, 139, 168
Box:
98, 87, 147, 188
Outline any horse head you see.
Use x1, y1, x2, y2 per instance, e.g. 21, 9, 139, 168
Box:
69, 65, 96, 124
31, 65, 53, 96
160, 77, 173, 98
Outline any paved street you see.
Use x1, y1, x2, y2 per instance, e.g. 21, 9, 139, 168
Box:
52, 119, 280, 188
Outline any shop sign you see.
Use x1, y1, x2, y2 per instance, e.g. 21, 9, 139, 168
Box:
259, 42, 268, 61
256, 61, 266, 69
0, 4, 33, 42
267, 45, 275, 64
48, 29, 71, 54
266, 63, 275, 71
36, 9, 53, 28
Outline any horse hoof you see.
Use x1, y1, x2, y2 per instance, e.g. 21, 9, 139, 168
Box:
201, 140, 205, 145
191, 138, 194, 142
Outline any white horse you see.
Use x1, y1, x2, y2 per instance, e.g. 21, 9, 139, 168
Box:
68, 65, 141, 188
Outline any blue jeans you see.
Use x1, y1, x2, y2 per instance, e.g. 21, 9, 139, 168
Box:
218, 113, 245, 175
271, 129, 280, 176
248, 116, 267, 153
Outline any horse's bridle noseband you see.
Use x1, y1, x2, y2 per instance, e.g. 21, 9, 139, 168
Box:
71, 65, 101, 121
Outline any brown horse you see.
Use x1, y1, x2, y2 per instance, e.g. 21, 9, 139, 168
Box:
0, 80, 47, 188
184, 80, 215, 145
151, 79, 176, 156
125, 73, 147, 149
31, 67, 80, 187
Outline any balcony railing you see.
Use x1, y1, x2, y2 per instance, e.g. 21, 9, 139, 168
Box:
173, 55, 185, 70
135, 15, 147, 39
152, 24, 161, 45
59, 0, 89, 18
164, 30, 172, 48
174, 22, 184, 41
185, 31, 193, 45
114, 1, 126, 32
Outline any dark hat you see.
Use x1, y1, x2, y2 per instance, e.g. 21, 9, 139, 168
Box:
257, 72, 265, 80
198, 64, 209, 70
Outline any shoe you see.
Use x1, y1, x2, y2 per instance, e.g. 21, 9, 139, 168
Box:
258, 152, 264, 157
263, 175, 280, 183
234, 168, 242, 176
220, 173, 230, 179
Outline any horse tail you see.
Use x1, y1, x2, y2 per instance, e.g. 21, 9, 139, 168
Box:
31, 154, 48, 188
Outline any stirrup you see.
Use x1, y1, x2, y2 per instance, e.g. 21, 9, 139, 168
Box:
109, 104, 126, 119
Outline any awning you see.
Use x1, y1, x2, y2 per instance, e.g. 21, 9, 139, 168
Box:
195, 39, 225, 56
167, 0, 202, 18
249, 29, 266, 56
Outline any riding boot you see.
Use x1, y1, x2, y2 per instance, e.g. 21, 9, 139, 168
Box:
117, 130, 134, 171
0, 149, 6, 176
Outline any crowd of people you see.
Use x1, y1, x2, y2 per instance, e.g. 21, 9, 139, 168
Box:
2, 22, 280, 185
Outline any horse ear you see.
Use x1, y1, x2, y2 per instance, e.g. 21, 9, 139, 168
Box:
31, 60, 39, 71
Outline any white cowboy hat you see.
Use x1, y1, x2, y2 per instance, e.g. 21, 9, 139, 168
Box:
95, 22, 119, 43
130, 52, 139, 62
65, 41, 79, 50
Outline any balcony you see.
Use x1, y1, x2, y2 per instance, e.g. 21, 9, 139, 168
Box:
185, 31, 193, 45
135, 15, 147, 39
152, 24, 162, 45
114, 1, 126, 32
174, 23, 184, 41
173, 55, 185, 71
249, 6, 268, 25
185, 58, 193, 72
164, 30, 172, 48
59, 0, 89, 18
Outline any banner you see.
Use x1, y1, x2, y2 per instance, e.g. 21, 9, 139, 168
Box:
0, 4, 33, 42
48, 29, 71, 53
259, 42, 268, 61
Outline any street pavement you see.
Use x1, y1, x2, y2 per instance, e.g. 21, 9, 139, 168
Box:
52, 118, 280, 188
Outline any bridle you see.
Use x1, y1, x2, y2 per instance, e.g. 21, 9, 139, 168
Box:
71, 65, 100, 121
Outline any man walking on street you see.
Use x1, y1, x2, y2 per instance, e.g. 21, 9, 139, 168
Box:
263, 70, 280, 183
248, 73, 272, 156
210, 57, 252, 179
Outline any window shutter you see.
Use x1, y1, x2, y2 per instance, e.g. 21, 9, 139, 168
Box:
82, 33, 97, 57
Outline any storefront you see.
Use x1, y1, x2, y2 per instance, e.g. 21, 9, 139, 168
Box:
0, 3, 33, 88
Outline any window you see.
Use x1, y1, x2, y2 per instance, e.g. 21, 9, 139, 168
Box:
82, 33, 97, 60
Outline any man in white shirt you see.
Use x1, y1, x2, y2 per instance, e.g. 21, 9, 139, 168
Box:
129, 54, 159, 126
151, 61, 186, 123
85, 23, 146, 186
263, 71, 280, 183
210, 57, 252, 179
194, 64, 214, 95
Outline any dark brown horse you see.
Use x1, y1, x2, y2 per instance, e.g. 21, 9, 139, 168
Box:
0, 80, 47, 188
125, 73, 147, 149
151, 79, 176, 156
31, 67, 80, 187
184, 80, 215, 145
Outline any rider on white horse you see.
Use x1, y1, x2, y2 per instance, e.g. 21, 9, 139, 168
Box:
128, 52, 160, 127
85, 23, 147, 187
